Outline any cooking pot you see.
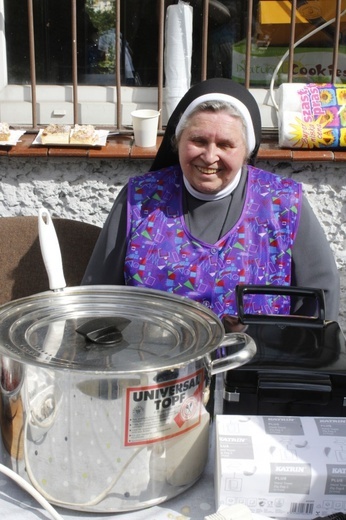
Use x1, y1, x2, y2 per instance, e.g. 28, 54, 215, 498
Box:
0, 210, 256, 513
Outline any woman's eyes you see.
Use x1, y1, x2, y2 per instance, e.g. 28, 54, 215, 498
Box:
190, 136, 206, 145
190, 137, 233, 149
218, 141, 233, 149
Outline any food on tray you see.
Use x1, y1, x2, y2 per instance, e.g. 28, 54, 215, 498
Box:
41, 124, 71, 144
70, 124, 98, 145
0, 122, 11, 141
41, 123, 98, 145
39, 123, 101, 146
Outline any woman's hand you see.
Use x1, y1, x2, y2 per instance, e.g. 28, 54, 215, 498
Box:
222, 315, 247, 332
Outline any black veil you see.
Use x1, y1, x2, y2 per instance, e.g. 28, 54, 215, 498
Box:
150, 78, 262, 171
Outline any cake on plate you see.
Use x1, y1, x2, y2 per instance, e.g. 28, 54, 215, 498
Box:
70, 124, 98, 145
41, 124, 71, 145
0, 123, 11, 141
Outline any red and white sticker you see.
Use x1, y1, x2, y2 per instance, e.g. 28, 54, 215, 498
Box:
124, 369, 204, 446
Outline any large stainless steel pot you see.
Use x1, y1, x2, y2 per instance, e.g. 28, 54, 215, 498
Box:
0, 212, 256, 513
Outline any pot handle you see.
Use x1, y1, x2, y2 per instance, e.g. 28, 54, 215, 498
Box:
236, 285, 326, 326
208, 332, 256, 376
38, 208, 66, 291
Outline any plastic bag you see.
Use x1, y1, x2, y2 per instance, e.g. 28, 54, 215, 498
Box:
278, 82, 346, 149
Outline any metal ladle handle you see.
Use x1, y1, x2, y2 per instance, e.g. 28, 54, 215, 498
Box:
38, 208, 66, 291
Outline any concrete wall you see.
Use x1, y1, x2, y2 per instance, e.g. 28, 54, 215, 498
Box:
0, 156, 345, 335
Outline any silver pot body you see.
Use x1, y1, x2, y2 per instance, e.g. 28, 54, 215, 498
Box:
0, 285, 256, 512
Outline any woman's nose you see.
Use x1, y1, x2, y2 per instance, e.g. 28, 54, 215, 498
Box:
202, 143, 218, 163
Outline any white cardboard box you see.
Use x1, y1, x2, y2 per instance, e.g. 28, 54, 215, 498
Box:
215, 415, 346, 519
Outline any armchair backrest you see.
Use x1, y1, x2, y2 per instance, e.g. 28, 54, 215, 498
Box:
0, 216, 101, 305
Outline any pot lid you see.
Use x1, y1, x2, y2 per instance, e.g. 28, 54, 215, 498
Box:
0, 286, 224, 374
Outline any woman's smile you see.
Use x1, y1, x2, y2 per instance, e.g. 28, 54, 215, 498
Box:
195, 165, 220, 175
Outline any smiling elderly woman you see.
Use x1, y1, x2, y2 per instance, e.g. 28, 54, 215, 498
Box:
83, 78, 340, 323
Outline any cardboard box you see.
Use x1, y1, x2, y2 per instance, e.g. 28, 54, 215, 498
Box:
257, 0, 346, 46
232, 41, 346, 86
216, 415, 346, 519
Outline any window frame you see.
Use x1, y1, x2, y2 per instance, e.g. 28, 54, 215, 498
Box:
1, 0, 343, 134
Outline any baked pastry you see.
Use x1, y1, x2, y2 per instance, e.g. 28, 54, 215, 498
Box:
41, 124, 71, 145
70, 124, 98, 145
0, 122, 11, 141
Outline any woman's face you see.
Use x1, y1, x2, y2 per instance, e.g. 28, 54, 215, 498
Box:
178, 110, 248, 194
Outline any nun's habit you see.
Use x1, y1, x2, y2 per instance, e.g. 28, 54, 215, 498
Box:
82, 79, 340, 321
151, 77, 261, 169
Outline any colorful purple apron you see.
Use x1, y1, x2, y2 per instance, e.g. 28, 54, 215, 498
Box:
124, 165, 302, 318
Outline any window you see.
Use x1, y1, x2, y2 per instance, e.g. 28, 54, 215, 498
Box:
0, 0, 345, 132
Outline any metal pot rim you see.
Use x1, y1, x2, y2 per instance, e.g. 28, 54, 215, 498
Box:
0, 285, 225, 374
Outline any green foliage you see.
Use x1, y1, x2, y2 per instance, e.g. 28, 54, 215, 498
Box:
85, 0, 116, 74
85, 0, 116, 34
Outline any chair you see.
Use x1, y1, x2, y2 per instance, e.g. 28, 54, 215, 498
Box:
0, 216, 101, 305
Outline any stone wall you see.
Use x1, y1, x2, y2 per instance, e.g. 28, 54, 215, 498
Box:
0, 156, 345, 334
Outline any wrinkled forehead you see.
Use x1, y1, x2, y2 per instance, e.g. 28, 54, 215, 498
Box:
175, 93, 256, 154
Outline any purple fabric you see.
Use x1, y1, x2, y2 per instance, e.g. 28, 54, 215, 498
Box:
124, 165, 302, 318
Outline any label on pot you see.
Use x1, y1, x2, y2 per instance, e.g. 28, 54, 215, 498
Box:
124, 369, 204, 446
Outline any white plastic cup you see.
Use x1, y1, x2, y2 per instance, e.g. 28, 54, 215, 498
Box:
131, 109, 160, 147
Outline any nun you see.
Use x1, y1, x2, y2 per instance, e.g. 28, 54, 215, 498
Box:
83, 78, 340, 322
